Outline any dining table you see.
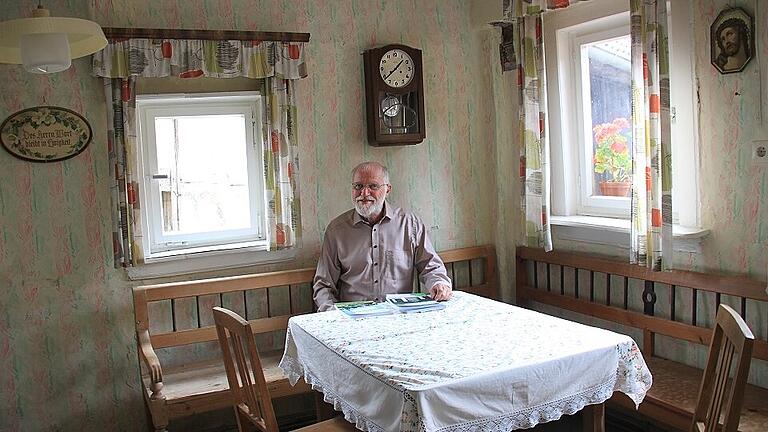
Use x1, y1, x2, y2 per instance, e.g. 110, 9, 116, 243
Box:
279, 291, 652, 432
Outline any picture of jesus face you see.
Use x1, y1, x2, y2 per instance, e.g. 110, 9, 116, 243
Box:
710, 8, 753, 74
719, 26, 740, 56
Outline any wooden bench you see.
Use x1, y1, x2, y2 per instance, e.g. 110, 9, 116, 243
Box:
515, 246, 768, 432
134, 245, 497, 432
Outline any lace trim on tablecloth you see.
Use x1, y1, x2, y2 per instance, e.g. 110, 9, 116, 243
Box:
280, 352, 390, 432
427, 378, 617, 432
283, 347, 617, 432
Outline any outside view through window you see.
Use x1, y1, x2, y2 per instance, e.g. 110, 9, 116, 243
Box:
584, 35, 632, 198
154, 115, 252, 236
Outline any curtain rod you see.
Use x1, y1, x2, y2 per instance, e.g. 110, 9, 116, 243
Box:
102, 27, 310, 43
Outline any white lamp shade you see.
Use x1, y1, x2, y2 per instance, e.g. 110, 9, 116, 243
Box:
20, 33, 71, 73
0, 8, 107, 73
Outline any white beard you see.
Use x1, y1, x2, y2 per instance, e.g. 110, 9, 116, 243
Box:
354, 196, 385, 220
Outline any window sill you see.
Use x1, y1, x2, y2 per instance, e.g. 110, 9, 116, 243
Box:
126, 244, 296, 280
550, 215, 709, 253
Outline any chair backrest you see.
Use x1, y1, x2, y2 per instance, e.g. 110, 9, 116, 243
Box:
213, 307, 279, 432
691, 304, 755, 432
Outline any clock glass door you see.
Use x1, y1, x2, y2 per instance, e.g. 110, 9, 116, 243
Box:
378, 92, 419, 135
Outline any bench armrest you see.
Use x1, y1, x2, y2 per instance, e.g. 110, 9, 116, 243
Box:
138, 329, 164, 399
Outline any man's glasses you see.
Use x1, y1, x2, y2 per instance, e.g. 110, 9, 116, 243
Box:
352, 183, 388, 191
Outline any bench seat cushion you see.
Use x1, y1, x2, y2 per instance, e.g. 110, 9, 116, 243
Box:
141, 350, 310, 419
612, 356, 768, 432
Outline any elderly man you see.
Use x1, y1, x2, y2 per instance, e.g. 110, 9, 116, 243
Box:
313, 161, 452, 311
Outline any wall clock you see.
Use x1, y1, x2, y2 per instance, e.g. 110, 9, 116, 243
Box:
363, 44, 425, 146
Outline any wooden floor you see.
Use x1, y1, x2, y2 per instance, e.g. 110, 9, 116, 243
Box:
167, 403, 671, 432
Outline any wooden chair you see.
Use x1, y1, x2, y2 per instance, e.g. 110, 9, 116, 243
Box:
213, 307, 357, 432
691, 304, 755, 432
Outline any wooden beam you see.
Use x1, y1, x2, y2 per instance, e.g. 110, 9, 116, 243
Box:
102, 27, 310, 43
140, 268, 316, 301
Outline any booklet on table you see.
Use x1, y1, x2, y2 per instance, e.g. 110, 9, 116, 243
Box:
335, 301, 395, 318
386, 293, 446, 313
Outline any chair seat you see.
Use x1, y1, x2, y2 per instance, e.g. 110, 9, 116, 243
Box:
643, 357, 768, 432
296, 416, 359, 432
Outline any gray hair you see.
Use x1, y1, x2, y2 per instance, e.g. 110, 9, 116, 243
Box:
351, 161, 390, 184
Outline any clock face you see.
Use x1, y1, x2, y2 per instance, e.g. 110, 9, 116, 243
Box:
379, 49, 414, 88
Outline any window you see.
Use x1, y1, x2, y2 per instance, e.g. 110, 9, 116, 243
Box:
136, 92, 267, 259
546, 0, 699, 227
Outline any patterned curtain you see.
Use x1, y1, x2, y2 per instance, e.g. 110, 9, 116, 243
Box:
500, 0, 589, 251
94, 39, 308, 266
262, 77, 302, 250
629, 0, 673, 270
103, 77, 143, 266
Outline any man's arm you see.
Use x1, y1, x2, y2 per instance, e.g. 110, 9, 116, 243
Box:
412, 218, 452, 300
313, 233, 341, 312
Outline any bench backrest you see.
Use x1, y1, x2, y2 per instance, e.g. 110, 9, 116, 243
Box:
134, 245, 497, 349
515, 246, 768, 362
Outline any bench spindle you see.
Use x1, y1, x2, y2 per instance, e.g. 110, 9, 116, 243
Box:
575, 268, 580, 299
606, 274, 611, 306
196, 296, 202, 328
589, 270, 595, 302
288, 285, 293, 315
670, 285, 676, 321
546, 263, 551, 292
171, 298, 177, 332
623, 277, 628, 310
560, 266, 565, 295
692, 289, 698, 326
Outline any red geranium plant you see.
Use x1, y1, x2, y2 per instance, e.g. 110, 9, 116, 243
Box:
593, 117, 631, 182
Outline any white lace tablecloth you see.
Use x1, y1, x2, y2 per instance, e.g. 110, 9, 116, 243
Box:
279, 292, 652, 432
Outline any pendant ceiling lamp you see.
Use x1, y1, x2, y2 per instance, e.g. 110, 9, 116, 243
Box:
0, 4, 107, 74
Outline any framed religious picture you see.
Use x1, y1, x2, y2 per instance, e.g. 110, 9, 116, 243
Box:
710, 7, 754, 74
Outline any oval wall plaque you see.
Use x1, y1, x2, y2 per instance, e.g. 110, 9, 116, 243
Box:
0, 106, 93, 163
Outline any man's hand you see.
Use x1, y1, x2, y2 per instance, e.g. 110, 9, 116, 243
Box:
429, 283, 453, 301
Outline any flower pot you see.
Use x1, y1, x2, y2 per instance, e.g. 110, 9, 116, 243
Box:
599, 181, 631, 197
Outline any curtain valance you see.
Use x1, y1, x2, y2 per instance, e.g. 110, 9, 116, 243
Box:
500, 0, 589, 19
93, 39, 307, 80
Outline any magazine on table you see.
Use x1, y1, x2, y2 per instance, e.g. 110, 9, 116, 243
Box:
386, 292, 446, 313
335, 300, 395, 318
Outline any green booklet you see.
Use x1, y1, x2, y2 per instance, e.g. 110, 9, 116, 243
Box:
334, 301, 395, 318
386, 293, 446, 313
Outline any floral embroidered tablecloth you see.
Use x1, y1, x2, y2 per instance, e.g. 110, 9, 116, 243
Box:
279, 292, 652, 432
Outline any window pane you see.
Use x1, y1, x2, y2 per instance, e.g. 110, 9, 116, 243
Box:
585, 36, 632, 197
154, 114, 252, 235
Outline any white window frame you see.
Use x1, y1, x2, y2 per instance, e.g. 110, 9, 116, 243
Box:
572, 22, 632, 218
545, 0, 700, 228
135, 92, 268, 259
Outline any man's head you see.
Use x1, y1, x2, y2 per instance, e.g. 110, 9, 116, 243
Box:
351, 161, 391, 221
716, 18, 748, 57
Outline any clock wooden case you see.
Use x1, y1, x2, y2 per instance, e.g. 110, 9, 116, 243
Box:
363, 44, 425, 146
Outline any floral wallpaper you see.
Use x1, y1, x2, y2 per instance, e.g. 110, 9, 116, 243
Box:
0, 0, 765, 430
